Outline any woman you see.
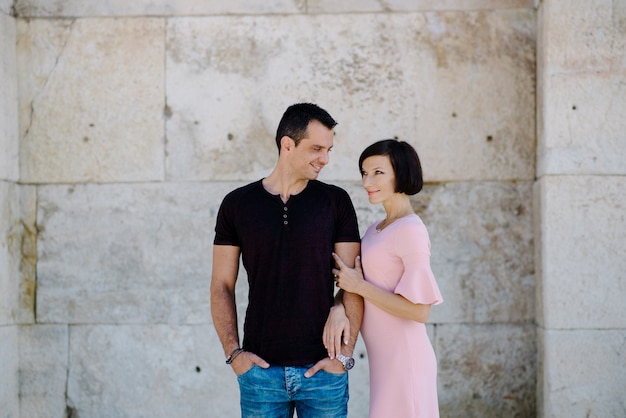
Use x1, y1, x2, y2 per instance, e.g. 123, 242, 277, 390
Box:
327, 139, 443, 417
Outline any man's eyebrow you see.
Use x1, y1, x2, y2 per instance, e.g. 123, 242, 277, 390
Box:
312, 143, 333, 149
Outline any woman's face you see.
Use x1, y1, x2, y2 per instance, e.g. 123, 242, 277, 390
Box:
361, 155, 396, 204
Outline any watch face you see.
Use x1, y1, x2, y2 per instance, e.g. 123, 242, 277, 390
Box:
344, 356, 355, 370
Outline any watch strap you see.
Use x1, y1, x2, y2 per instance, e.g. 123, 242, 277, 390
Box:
336, 354, 354, 370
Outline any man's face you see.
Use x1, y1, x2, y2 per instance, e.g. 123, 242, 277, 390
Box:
288, 120, 334, 180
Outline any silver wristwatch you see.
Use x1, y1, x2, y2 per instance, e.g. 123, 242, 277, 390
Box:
336, 354, 355, 370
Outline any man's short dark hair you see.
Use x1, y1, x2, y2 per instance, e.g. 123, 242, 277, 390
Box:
275, 103, 337, 152
358, 139, 424, 195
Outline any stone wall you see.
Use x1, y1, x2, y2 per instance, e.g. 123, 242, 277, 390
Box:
2, 0, 622, 417
535, 0, 626, 416
1, 2, 20, 417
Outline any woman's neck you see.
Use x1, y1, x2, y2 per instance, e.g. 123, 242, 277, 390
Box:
382, 194, 414, 220
376, 194, 414, 232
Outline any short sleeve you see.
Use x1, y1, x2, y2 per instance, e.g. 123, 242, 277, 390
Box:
332, 187, 360, 243
393, 219, 443, 305
213, 190, 241, 246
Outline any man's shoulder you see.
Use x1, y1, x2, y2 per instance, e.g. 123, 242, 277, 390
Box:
309, 180, 350, 197
223, 180, 263, 201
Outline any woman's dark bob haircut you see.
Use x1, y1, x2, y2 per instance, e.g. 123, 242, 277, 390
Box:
359, 139, 423, 195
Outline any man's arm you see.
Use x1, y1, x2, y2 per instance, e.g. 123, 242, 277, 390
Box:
333, 241, 363, 357
304, 241, 362, 378
210, 244, 242, 358
211, 244, 270, 374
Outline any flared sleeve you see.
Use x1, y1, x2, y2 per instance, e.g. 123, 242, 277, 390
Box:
393, 217, 443, 305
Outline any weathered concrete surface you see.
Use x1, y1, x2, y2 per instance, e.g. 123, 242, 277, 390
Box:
537, 0, 626, 176
165, 11, 535, 183
10, 1, 541, 416
33, 179, 369, 416
534, 175, 626, 329
0, 182, 36, 326
58, 324, 391, 418
412, 182, 535, 324
538, 329, 626, 418
309, 0, 536, 13
0, 326, 19, 418
535, 2, 626, 416
436, 323, 536, 417
65, 325, 238, 418
0, 15, 21, 416
537, 71, 626, 176
36, 180, 533, 327
34, 179, 532, 416
0, 183, 20, 325
13, 0, 305, 17
0, 12, 18, 182
35, 182, 234, 324
0, 0, 13, 15
538, 0, 626, 74
11, 0, 536, 17
17, 18, 166, 183
35, 180, 375, 325
18, 325, 68, 418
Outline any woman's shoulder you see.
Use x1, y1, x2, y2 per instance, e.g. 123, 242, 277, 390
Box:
395, 214, 431, 250
399, 214, 426, 229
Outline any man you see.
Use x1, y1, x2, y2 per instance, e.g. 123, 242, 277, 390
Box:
210, 103, 363, 417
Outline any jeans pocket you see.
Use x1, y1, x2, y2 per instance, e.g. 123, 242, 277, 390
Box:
236, 364, 258, 379
319, 368, 347, 377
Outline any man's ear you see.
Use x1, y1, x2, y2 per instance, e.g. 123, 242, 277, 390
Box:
280, 136, 294, 152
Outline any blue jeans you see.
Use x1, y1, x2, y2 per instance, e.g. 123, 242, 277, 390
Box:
237, 364, 349, 418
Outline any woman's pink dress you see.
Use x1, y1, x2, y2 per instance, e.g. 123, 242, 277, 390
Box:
360, 214, 443, 418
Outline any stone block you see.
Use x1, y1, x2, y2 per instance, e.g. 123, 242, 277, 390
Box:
165, 10, 535, 182
17, 18, 165, 183
535, 176, 626, 329
18, 325, 68, 418
0, 182, 36, 326
35, 179, 382, 322
436, 323, 536, 417
63, 325, 370, 418
407, 181, 533, 324
0, 0, 13, 15
67, 325, 233, 417
0, 182, 19, 325
36, 182, 237, 324
11, 0, 537, 17
538, 0, 626, 74
538, 329, 626, 418
0, 326, 19, 418
0, 13, 18, 182
14, 0, 305, 17
309, 0, 535, 13
211, 179, 534, 326
537, 71, 626, 176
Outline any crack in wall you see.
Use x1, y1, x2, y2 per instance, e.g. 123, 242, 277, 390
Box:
21, 18, 76, 140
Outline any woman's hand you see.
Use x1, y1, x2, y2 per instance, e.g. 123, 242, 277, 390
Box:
332, 253, 365, 295
323, 304, 350, 359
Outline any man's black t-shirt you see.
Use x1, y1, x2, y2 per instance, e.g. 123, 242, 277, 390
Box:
214, 179, 360, 365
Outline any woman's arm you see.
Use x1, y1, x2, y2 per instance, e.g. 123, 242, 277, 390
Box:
332, 253, 431, 323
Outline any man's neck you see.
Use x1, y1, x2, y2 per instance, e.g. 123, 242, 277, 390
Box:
262, 170, 309, 203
